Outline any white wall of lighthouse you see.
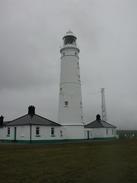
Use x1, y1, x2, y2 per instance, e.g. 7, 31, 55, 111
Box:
58, 31, 84, 139
58, 31, 83, 125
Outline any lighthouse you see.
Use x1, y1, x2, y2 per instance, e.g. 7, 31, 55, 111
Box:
58, 31, 84, 139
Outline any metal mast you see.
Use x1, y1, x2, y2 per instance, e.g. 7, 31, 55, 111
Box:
101, 88, 107, 121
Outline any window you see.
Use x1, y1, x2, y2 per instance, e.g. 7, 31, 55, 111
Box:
60, 130, 63, 137
64, 36, 76, 45
51, 127, 55, 137
7, 127, 10, 136
64, 101, 68, 107
36, 127, 40, 136
78, 74, 80, 81
80, 101, 82, 108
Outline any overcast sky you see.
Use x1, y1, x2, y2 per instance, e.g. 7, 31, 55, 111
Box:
0, 0, 137, 129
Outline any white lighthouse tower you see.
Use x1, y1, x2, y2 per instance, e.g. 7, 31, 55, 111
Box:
58, 31, 84, 139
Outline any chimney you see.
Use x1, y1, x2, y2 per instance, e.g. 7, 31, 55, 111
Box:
96, 114, 101, 121
0, 115, 4, 126
28, 106, 35, 117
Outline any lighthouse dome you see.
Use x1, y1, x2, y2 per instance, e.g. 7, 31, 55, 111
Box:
65, 30, 76, 37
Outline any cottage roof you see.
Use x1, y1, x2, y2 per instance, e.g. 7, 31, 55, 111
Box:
84, 114, 116, 129
6, 114, 61, 127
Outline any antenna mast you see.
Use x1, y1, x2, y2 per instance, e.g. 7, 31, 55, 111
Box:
101, 88, 107, 121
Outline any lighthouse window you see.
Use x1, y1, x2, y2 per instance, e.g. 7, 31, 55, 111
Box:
78, 74, 80, 80
64, 101, 68, 107
80, 101, 82, 108
64, 36, 76, 45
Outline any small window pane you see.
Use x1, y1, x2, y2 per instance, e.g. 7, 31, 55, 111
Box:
60, 130, 63, 137
7, 127, 10, 136
51, 127, 55, 136
64, 101, 68, 107
36, 127, 40, 136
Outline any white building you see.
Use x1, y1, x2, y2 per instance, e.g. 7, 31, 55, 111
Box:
84, 114, 117, 139
0, 31, 117, 143
0, 106, 63, 142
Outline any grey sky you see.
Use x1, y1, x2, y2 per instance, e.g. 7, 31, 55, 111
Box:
0, 0, 137, 129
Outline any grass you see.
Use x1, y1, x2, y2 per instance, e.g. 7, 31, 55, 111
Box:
0, 139, 137, 183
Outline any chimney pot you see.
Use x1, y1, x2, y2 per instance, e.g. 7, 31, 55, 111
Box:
96, 114, 101, 121
28, 106, 35, 117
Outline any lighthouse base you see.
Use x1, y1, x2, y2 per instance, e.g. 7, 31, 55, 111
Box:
62, 125, 85, 139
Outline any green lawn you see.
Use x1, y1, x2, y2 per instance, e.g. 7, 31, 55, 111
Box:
0, 139, 137, 183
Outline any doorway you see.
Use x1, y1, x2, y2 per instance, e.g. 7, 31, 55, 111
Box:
87, 131, 90, 140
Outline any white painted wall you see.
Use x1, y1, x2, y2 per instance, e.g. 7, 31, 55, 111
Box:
16, 126, 30, 140
58, 34, 83, 126
0, 126, 29, 141
0, 126, 15, 140
62, 125, 85, 139
84, 128, 117, 139
31, 126, 63, 140
0, 127, 5, 139
0, 125, 63, 141
0, 126, 117, 141
0, 125, 85, 141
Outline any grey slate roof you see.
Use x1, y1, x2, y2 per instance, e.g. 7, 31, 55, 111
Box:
3, 121, 10, 126
84, 115, 116, 129
5, 114, 61, 126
